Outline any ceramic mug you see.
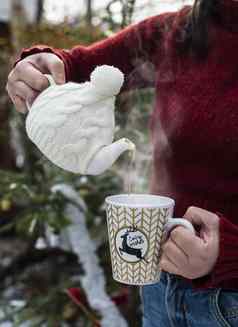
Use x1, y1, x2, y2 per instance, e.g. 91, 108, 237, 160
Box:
105, 194, 195, 285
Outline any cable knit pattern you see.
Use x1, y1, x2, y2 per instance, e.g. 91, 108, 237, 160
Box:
18, 1, 238, 289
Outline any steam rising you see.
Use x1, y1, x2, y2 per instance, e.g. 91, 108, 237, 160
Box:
115, 9, 186, 196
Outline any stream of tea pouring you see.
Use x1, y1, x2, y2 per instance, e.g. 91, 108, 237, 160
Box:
25, 65, 136, 177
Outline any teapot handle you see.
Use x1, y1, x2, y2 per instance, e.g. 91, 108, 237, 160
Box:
44, 74, 56, 86
26, 74, 56, 111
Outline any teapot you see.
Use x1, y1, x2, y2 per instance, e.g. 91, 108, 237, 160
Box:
26, 65, 135, 175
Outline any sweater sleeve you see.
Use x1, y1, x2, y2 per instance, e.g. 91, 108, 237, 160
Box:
16, 14, 169, 91
192, 212, 238, 289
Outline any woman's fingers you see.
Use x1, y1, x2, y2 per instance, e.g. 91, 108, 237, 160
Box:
159, 253, 180, 275
6, 53, 66, 114
13, 80, 39, 103
160, 238, 189, 273
12, 94, 27, 114
7, 80, 39, 113
14, 60, 50, 91
170, 226, 203, 257
40, 53, 65, 84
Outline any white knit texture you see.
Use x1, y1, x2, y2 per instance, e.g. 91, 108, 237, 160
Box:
26, 65, 125, 174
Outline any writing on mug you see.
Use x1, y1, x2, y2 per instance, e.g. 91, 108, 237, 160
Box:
128, 235, 145, 247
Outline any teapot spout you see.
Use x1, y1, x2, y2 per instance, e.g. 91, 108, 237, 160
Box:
85, 138, 135, 175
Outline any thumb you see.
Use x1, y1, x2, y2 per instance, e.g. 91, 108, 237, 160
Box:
43, 53, 66, 85
183, 206, 219, 239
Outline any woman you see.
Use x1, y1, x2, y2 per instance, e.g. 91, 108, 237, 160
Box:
6, 0, 238, 326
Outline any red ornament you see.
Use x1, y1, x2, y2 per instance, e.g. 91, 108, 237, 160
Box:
66, 288, 85, 306
111, 288, 129, 306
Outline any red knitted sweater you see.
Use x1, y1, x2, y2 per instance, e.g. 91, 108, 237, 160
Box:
19, 0, 238, 290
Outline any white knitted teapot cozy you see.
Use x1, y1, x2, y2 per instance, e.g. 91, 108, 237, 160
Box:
25, 65, 135, 175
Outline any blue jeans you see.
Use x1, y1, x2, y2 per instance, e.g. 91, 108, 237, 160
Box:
141, 272, 238, 327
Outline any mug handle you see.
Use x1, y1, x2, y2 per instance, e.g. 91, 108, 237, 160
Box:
163, 218, 195, 240
26, 74, 56, 111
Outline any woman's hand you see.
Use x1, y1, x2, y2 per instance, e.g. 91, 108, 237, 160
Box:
6, 53, 65, 114
159, 206, 220, 279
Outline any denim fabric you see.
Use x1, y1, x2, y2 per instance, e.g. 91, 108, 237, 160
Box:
141, 272, 238, 327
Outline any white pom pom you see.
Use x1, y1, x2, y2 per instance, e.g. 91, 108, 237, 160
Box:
90, 65, 124, 97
